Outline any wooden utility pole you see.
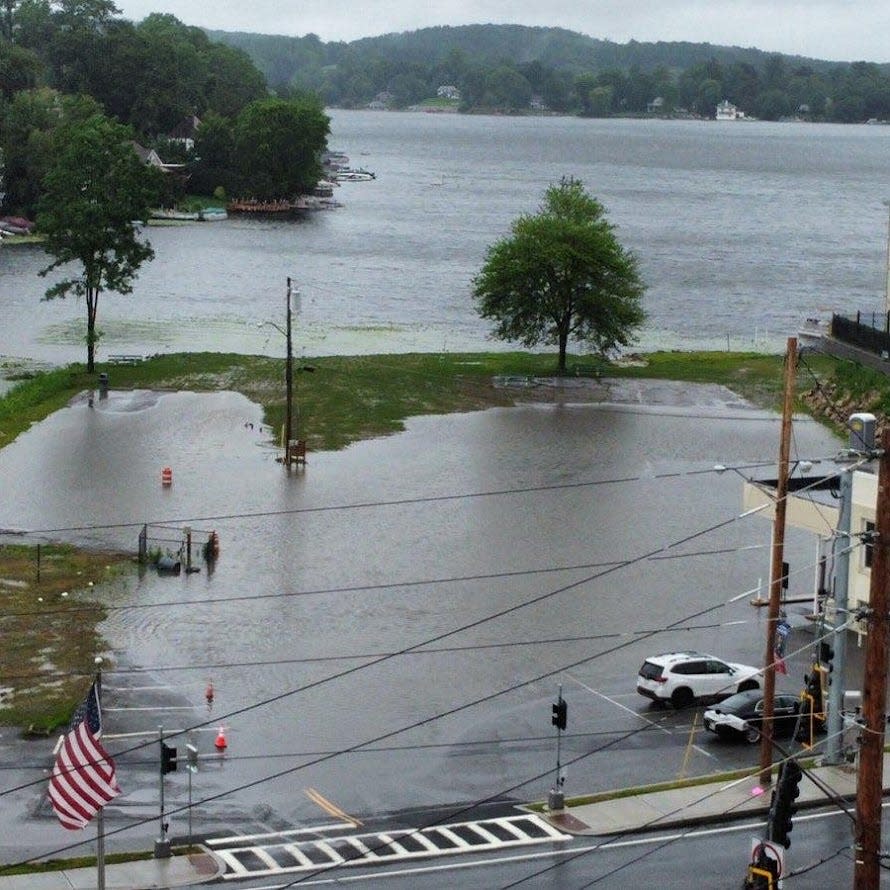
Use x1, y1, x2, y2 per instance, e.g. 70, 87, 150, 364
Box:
854, 428, 890, 889
285, 277, 294, 464
759, 336, 797, 788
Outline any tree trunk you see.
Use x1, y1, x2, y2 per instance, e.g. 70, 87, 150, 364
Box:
86, 288, 99, 373
557, 327, 569, 376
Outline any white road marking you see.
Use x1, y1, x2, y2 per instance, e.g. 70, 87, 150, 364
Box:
104, 705, 195, 711
564, 672, 672, 735
207, 822, 354, 844
215, 814, 570, 880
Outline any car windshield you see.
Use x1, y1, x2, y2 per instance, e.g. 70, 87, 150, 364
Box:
639, 661, 663, 680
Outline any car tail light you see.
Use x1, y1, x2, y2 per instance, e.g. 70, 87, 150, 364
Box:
655, 676, 667, 683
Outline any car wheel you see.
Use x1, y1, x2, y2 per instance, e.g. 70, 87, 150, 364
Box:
744, 723, 761, 744
671, 688, 694, 709
737, 680, 759, 693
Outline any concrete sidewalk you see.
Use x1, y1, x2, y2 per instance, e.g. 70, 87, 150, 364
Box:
0, 754, 874, 887
545, 755, 870, 838
0, 851, 221, 889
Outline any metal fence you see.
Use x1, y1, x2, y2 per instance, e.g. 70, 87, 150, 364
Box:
832, 313, 890, 358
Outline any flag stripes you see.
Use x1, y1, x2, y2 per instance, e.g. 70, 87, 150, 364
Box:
47, 683, 121, 830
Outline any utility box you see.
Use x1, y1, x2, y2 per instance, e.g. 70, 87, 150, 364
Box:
849, 413, 875, 451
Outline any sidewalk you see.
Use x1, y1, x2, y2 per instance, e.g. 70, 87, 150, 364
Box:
544, 753, 873, 838
0, 851, 221, 890
0, 754, 874, 887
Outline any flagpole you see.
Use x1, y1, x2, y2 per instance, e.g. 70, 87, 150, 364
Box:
95, 657, 106, 890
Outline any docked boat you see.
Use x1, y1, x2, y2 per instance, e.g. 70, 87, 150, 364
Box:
334, 168, 376, 181
150, 208, 200, 221
0, 216, 34, 235
197, 207, 227, 221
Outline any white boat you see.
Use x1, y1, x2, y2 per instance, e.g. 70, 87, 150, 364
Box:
335, 168, 376, 181
198, 207, 227, 221
150, 208, 200, 221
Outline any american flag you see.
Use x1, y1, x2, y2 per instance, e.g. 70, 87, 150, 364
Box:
48, 682, 121, 830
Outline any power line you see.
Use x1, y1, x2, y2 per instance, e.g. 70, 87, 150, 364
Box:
1, 467, 850, 871
2, 541, 770, 621
2, 465, 845, 803
0, 458, 819, 538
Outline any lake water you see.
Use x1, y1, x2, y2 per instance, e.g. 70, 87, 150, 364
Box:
2, 111, 890, 364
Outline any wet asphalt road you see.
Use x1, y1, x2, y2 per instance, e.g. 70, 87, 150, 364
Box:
0, 379, 845, 863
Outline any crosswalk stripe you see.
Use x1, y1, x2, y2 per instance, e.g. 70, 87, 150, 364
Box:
215, 813, 571, 880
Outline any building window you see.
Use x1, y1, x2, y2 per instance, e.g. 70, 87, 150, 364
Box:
864, 520, 876, 569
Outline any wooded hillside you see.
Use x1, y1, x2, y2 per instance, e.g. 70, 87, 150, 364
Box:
209, 23, 890, 122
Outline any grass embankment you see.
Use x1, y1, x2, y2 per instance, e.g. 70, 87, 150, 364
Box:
0, 347, 862, 731
0, 348, 847, 454
0, 544, 130, 730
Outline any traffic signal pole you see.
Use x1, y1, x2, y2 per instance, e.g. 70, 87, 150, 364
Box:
854, 428, 890, 889
759, 337, 797, 788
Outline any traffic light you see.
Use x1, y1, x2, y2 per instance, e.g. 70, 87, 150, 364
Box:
551, 697, 567, 731
161, 742, 178, 774
803, 667, 827, 723
770, 759, 803, 848
796, 693, 814, 747
745, 863, 777, 889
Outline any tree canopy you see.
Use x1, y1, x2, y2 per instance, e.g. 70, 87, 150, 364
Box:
473, 178, 646, 374
37, 112, 159, 371
232, 96, 329, 200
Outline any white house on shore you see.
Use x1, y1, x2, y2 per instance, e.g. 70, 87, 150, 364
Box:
715, 99, 746, 120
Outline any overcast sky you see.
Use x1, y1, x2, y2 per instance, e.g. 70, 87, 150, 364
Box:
112, 1, 890, 63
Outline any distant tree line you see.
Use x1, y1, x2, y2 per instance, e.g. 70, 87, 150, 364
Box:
0, 1, 328, 218
214, 23, 890, 122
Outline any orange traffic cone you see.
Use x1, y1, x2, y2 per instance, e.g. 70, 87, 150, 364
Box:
214, 726, 227, 751
161, 466, 173, 486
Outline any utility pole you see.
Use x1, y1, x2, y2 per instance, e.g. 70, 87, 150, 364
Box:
824, 463, 852, 764
854, 428, 890, 889
883, 200, 890, 317
759, 336, 797, 788
285, 277, 294, 464
826, 414, 876, 764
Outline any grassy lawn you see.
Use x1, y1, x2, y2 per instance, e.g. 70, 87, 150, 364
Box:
0, 348, 845, 454
0, 544, 131, 731
0, 346, 861, 729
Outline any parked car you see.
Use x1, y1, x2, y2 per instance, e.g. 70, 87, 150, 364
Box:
636, 651, 762, 709
703, 690, 801, 744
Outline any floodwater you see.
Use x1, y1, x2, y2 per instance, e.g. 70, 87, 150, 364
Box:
0, 381, 844, 842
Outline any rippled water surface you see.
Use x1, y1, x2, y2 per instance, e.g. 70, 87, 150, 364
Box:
2, 112, 889, 363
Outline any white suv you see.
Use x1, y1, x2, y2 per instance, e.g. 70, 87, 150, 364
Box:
637, 651, 761, 709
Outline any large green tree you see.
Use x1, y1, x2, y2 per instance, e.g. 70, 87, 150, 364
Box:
37, 113, 158, 371
233, 96, 329, 199
473, 178, 646, 374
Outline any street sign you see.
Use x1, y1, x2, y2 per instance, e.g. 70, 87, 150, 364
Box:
186, 743, 198, 773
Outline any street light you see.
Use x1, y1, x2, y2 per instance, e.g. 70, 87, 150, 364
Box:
259, 278, 296, 465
